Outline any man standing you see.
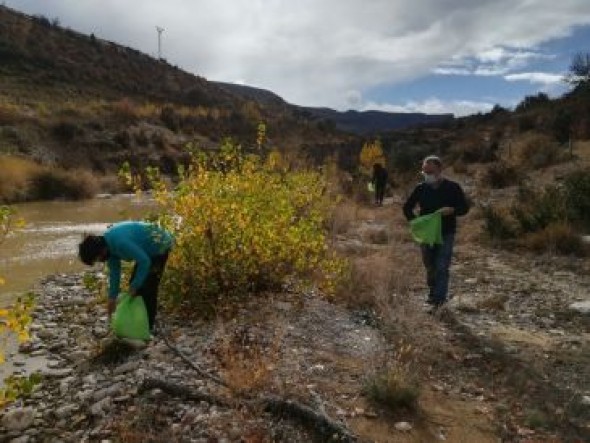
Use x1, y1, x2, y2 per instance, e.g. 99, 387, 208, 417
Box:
403, 156, 469, 309
78, 221, 173, 332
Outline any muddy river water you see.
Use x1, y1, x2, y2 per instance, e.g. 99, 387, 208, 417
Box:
0, 195, 156, 304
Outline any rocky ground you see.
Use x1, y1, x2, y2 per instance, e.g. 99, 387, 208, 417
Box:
447, 243, 590, 440
0, 198, 589, 442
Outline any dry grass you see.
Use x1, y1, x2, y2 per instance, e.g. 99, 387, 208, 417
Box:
0, 155, 42, 202
362, 227, 390, 245
0, 102, 27, 125
111, 97, 140, 123
28, 168, 98, 200
484, 161, 519, 189
113, 404, 180, 443
476, 293, 510, 311
97, 174, 126, 194
330, 200, 359, 236
513, 133, 565, 169
0, 155, 99, 202
364, 340, 420, 413
573, 140, 590, 163
518, 222, 587, 257
340, 251, 397, 310
214, 322, 284, 395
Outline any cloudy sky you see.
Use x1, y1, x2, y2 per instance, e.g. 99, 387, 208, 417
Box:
5, 1, 590, 116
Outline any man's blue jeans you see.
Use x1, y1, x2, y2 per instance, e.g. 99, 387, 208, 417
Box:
420, 233, 455, 304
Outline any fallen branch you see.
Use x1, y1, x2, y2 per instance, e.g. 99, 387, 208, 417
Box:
160, 330, 229, 388
139, 378, 357, 442
262, 394, 356, 442
139, 378, 231, 407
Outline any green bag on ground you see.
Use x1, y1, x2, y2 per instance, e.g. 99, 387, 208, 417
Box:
111, 293, 150, 341
367, 182, 375, 192
410, 211, 443, 246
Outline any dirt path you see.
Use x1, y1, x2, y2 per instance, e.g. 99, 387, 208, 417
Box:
363, 197, 590, 441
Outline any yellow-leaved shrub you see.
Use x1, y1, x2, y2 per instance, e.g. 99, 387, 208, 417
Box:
137, 139, 346, 313
359, 139, 386, 175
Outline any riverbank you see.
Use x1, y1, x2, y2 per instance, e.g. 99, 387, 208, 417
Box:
0, 273, 385, 442
0, 194, 155, 303
1, 270, 500, 443
1, 197, 589, 442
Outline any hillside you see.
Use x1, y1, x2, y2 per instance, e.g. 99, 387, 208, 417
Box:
1, 3, 589, 202
0, 4, 358, 202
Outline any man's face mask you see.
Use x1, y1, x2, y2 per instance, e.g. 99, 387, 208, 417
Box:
423, 172, 438, 184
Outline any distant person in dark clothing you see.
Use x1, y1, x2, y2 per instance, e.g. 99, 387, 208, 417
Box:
372, 163, 388, 206
78, 221, 173, 332
403, 156, 469, 309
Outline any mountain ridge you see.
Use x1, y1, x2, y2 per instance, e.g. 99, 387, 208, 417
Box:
215, 81, 455, 134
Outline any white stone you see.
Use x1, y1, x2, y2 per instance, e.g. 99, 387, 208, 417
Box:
394, 421, 413, 432
40, 368, 72, 378
54, 404, 77, 419
89, 398, 112, 417
93, 382, 124, 402
581, 395, 590, 406
47, 360, 62, 369
569, 301, 590, 315
59, 376, 76, 395
66, 350, 91, 363
113, 360, 140, 375
30, 350, 46, 357
1, 407, 35, 431
76, 389, 94, 403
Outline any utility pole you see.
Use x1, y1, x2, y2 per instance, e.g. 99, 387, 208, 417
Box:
156, 26, 164, 59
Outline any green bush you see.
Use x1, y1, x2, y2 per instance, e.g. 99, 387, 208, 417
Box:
364, 369, 420, 413
510, 185, 566, 233
388, 142, 431, 173
483, 169, 590, 255
518, 135, 564, 169
481, 205, 516, 240
563, 169, 590, 230
52, 121, 81, 142
519, 223, 587, 257
485, 162, 519, 189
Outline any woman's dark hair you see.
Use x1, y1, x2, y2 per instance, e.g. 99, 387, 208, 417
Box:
78, 235, 107, 265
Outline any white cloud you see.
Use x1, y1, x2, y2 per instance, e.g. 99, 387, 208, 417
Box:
362, 98, 495, 117
432, 67, 472, 75
435, 47, 555, 77
4, 0, 590, 110
504, 72, 565, 85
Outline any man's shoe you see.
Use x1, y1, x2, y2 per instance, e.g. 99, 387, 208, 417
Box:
427, 299, 446, 314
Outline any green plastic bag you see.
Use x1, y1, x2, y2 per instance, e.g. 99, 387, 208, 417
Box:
410, 211, 443, 246
111, 293, 150, 341
367, 182, 375, 192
